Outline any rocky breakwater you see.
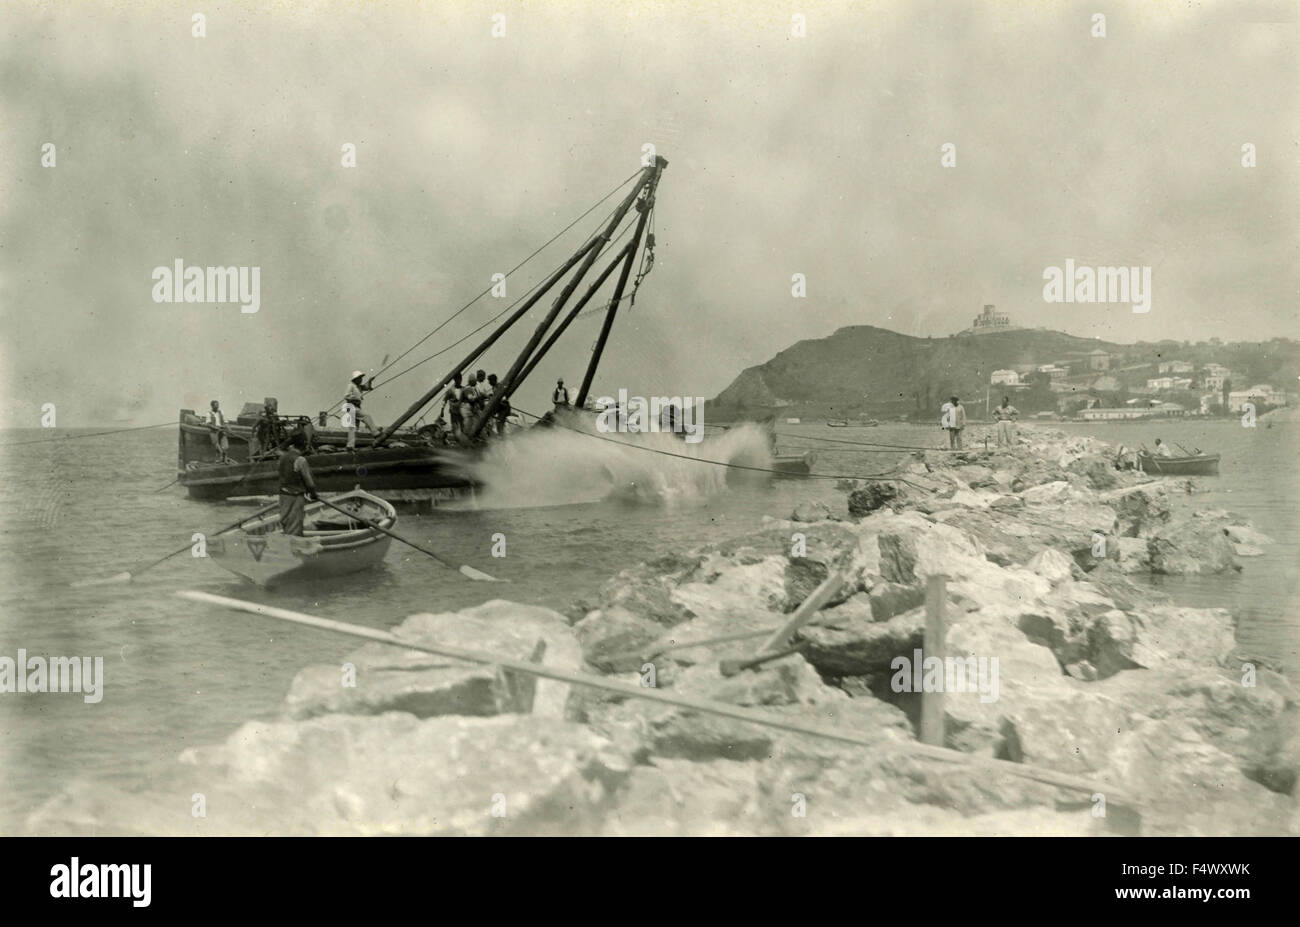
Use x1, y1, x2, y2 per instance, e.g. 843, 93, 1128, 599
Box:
29, 431, 1300, 835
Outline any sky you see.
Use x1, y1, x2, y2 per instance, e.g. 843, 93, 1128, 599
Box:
1, 0, 1296, 427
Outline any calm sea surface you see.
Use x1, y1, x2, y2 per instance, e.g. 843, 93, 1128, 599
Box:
1, 418, 1295, 831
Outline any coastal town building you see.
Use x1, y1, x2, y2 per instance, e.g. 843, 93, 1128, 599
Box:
1080, 402, 1186, 420
1146, 376, 1193, 390
1228, 384, 1287, 411
1202, 364, 1232, 391
1037, 364, 1069, 379
990, 369, 1020, 385
1158, 360, 1194, 374
1087, 349, 1111, 371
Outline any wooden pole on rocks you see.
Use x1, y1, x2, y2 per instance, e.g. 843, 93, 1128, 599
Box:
920, 574, 947, 747
175, 589, 1143, 813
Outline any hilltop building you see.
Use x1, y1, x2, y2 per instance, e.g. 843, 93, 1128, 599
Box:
962, 304, 1016, 335
1087, 349, 1111, 371
990, 369, 1020, 385
1158, 360, 1194, 374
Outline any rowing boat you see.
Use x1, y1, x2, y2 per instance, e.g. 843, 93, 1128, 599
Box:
826, 418, 879, 428
1136, 452, 1220, 476
206, 489, 396, 585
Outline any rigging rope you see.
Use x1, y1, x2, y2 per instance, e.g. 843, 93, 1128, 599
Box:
782, 431, 953, 452
321, 186, 644, 422
0, 421, 176, 448
352, 206, 646, 413
367, 167, 644, 384
510, 408, 924, 486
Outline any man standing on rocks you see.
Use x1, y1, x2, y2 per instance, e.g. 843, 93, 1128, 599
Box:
942, 396, 967, 449
993, 396, 1019, 447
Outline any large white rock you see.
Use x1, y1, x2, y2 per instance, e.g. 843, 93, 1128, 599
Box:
284, 600, 583, 721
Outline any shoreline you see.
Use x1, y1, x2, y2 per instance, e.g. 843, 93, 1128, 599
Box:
26, 428, 1300, 836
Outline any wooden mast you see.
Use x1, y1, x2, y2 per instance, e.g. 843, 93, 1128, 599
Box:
468, 156, 666, 439
505, 237, 638, 398
370, 236, 602, 446
574, 162, 660, 409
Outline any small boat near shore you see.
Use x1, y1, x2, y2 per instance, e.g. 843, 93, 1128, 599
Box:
826, 418, 879, 428
206, 489, 397, 585
1137, 451, 1220, 476
772, 450, 817, 477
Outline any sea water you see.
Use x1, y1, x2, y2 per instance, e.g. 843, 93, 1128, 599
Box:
0, 418, 1294, 832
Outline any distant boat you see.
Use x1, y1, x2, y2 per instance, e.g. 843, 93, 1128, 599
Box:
785, 417, 801, 424
826, 418, 879, 428
1137, 452, 1220, 476
206, 489, 396, 585
772, 450, 816, 477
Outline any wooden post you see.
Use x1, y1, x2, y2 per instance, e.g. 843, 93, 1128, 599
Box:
920, 574, 947, 747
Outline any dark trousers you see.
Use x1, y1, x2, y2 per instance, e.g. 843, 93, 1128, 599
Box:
279, 493, 306, 536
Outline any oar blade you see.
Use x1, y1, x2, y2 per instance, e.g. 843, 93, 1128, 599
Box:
70, 571, 133, 587
459, 564, 504, 582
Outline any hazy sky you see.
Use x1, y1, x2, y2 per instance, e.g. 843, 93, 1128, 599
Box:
1, 0, 1296, 427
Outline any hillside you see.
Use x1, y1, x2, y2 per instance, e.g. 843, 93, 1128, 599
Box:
709, 325, 1300, 419
711, 326, 1121, 417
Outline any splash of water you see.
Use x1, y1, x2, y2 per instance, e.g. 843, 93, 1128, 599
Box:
466, 420, 774, 509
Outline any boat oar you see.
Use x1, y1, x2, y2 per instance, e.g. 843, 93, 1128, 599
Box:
71, 500, 281, 586
314, 496, 503, 583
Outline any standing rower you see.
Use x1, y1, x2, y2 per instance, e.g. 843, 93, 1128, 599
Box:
278, 431, 320, 536
553, 378, 570, 411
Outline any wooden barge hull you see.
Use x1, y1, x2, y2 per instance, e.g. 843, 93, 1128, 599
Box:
180, 444, 477, 501
179, 409, 476, 502
178, 416, 415, 464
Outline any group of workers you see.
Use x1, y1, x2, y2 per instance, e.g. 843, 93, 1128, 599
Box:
440, 369, 513, 438
940, 396, 1021, 449
199, 364, 553, 536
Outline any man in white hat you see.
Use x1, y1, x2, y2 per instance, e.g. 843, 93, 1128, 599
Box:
343, 370, 379, 450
